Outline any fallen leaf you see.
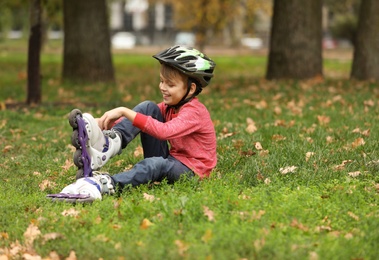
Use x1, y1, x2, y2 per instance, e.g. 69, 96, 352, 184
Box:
66, 250, 77, 260
279, 166, 297, 174
246, 118, 257, 134
134, 146, 143, 157
259, 150, 269, 157
246, 124, 257, 134
255, 142, 263, 150
203, 206, 215, 221
348, 171, 361, 177
348, 211, 359, 221
290, 218, 309, 231
42, 233, 64, 244
60, 159, 74, 171
201, 229, 213, 243
2, 145, 12, 153
351, 138, 365, 148
39, 179, 56, 191
140, 218, 154, 230
306, 152, 315, 162
317, 115, 330, 126
334, 160, 353, 170
175, 240, 189, 257
23, 223, 41, 249
272, 134, 286, 141
143, 193, 155, 202
62, 208, 80, 217
251, 210, 265, 220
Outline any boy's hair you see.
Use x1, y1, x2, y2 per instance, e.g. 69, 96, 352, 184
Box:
160, 63, 188, 85
161, 63, 203, 97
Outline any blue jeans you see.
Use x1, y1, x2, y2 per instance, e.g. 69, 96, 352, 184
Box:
111, 101, 193, 187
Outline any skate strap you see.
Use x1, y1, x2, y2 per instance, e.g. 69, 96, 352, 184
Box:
84, 177, 101, 192
102, 136, 109, 152
46, 193, 90, 199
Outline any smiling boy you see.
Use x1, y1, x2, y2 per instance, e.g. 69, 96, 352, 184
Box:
48, 45, 217, 203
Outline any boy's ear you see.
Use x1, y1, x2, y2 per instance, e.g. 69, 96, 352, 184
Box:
189, 82, 197, 95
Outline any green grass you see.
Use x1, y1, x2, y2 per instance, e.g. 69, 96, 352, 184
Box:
1, 39, 379, 259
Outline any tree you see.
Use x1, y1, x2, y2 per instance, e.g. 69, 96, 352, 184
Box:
27, 0, 42, 105
266, 0, 322, 80
62, 0, 114, 83
158, 0, 271, 50
351, 0, 379, 81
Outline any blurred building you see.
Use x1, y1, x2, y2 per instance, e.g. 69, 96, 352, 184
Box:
110, 0, 175, 46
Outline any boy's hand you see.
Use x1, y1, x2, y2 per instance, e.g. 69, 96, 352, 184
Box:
98, 107, 136, 130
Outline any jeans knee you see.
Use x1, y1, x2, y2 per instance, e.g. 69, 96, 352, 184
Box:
135, 101, 157, 111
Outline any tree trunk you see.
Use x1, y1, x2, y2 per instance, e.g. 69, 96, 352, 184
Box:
63, 0, 115, 83
351, 0, 379, 81
26, 0, 42, 105
266, 0, 323, 80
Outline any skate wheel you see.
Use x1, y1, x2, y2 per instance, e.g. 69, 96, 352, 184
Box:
76, 169, 84, 179
68, 109, 82, 129
73, 149, 84, 167
71, 130, 80, 149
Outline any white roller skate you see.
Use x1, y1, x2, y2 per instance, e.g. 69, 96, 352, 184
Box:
47, 172, 115, 203
68, 109, 121, 179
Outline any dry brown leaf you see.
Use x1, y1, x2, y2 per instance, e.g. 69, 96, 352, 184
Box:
259, 150, 269, 157
351, 137, 365, 148
42, 233, 64, 244
47, 251, 60, 260
290, 218, 309, 231
252, 210, 265, 220
23, 224, 41, 249
364, 99, 375, 107
273, 106, 282, 115
306, 152, 315, 162
62, 208, 80, 217
140, 218, 154, 230
272, 134, 286, 141
348, 171, 361, 177
317, 115, 330, 126
175, 240, 189, 257
134, 146, 144, 157
201, 229, 213, 243
362, 129, 370, 137
143, 193, 155, 202
246, 124, 257, 134
60, 159, 74, 172
255, 100, 268, 110
246, 118, 257, 134
279, 166, 297, 174
348, 211, 359, 221
255, 142, 263, 150
203, 206, 215, 221
334, 160, 353, 170
39, 179, 56, 191
309, 251, 319, 260
66, 250, 77, 260
2, 145, 12, 153
1, 232, 9, 240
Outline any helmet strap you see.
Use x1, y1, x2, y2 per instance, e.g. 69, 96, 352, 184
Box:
167, 79, 196, 110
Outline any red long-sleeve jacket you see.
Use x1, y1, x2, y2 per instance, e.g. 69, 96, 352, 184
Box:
133, 98, 217, 178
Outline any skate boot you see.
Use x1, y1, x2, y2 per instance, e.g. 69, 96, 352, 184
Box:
47, 172, 115, 203
69, 109, 122, 179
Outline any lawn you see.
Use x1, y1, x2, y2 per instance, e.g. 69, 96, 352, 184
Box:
1, 39, 378, 259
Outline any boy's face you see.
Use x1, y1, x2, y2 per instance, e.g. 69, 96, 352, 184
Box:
159, 72, 188, 106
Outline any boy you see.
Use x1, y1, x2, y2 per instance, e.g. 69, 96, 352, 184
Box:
48, 45, 217, 203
